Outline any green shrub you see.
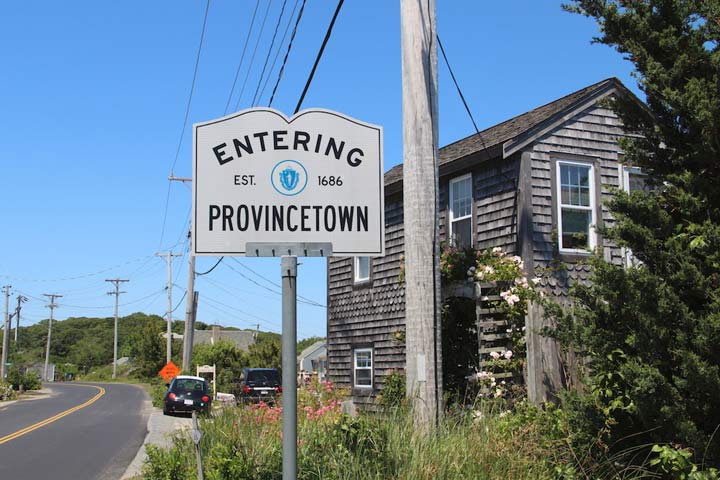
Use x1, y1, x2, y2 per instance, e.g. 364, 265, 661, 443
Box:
7, 367, 41, 391
0, 382, 16, 401
378, 369, 406, 409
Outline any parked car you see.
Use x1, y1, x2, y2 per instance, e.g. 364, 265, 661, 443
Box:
234, 368, 281, 403
163, 375, 212, 416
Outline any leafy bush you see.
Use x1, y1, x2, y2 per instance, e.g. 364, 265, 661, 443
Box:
378, 369, 406, 409
7, 367, 41, 391
0, 382, 16, 401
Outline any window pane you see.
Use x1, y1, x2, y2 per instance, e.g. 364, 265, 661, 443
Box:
561, 208, 591, 249
451, 217, 472, 248
355, 351, 371, 368
355, 257, 370, 281
560, 164, 591, 207
451, 176, 472, 218
356, 369, 372, 386
628, 173, 648, 193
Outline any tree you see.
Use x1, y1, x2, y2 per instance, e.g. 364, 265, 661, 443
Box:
247, 333, 282, 369
191, 340, 248, 391
127, 317, 166, 379
552, 0, 720, 465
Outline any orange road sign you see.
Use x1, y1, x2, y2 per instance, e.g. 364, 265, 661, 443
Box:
159, 361, 180, 383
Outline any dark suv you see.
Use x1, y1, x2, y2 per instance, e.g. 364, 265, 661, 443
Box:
234, 368, 281, 403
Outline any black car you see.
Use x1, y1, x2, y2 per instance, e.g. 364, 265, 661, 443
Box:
163, 375, 212, 415
234, 368, 281, 403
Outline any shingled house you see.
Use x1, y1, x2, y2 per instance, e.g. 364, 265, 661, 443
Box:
326, 78, 646, 407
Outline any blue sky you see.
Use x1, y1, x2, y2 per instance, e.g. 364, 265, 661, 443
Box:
0, 1, 638, 339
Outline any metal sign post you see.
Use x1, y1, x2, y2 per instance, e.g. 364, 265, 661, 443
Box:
247, 243, 331, 480
281, 256, 297, 479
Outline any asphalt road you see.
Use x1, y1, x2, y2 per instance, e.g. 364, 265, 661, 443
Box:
0, 382, 149, 480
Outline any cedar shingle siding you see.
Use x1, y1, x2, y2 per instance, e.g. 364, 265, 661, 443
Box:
327, 78, 640, 405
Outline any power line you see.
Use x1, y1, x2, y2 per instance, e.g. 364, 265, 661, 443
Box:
251, 0, 289, 106
223, 260, 323, 307
195, 257, 224, 276
224, 0, 261, 114
437, 34, 483, 139
229, 258, 325, 307
268, 0, 307, 107
169, 0, 211, 175
233, 0, 273, 112
159, 0, 211, 250
258, 0, 301, 104
294, 0, 345, 114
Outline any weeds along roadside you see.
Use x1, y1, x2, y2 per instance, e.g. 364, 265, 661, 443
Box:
140, 380, 569, 480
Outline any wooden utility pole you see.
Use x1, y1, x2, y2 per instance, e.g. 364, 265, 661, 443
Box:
182, 251, 196, 372
401, 0, 442, 427
43, 293, 62, 382
1, 285, 11, 380
167, 176, 198, 373
106, 279, 128, 379
14, 294, 27, 344
156, 252, 182, 364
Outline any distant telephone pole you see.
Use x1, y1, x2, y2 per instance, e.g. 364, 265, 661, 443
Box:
43, 293, 62, 382
1, 285, 11, 380
106, 279, 129, 379
401, 0, 443, 427
14, 294, 28, 344
156, 251, 182, 364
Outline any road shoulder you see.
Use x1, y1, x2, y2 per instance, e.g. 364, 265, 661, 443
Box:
120, 401, 192, 479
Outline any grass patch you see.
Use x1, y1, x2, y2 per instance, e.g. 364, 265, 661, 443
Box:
142, 400, 569, 479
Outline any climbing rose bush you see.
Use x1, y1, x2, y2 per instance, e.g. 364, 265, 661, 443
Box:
474, 247, 541, 322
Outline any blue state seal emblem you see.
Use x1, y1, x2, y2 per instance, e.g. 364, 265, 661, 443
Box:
271, 160, 308, 196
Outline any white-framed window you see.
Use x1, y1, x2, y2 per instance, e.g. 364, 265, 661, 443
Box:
621, 166, 647, 266
449, 174, 473, 248
353, 348, 373, 388
557, 161, 596, 253
354, 256, 370, 283
622, 166, 648, 194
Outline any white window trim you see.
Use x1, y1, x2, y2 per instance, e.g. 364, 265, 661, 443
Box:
449, 173, 473, 246
556, 160, 597, 254
620, 165, 645, 267
353, 348, 373, 389
353, 256, 370, 283
622, 166, 643, 192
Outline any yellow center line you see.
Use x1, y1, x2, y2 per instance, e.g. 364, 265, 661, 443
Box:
0, 384, 106, 445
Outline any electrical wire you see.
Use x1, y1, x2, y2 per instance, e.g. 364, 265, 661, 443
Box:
258, 0, 300, 103
437, 34, 481, 136
294, 0, 345, 114
158, 0, 211, 250
224, 0, 261, 114
169, 0, 211, 175
195, 257, 224, 276
233, 0, 273, 112
229, 258, 325, 307
251, 0, 288, 106
268, 0, 306, 107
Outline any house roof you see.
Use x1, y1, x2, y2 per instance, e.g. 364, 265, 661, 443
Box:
297, 340, 326, 362
192, 329, 256, 351
384, 77, 636, 189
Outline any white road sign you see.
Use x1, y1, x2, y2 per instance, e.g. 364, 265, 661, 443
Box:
193, 108, 384, 256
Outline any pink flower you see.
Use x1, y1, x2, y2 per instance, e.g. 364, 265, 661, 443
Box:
490, 351, 500, 360
503, 350, 513, 360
